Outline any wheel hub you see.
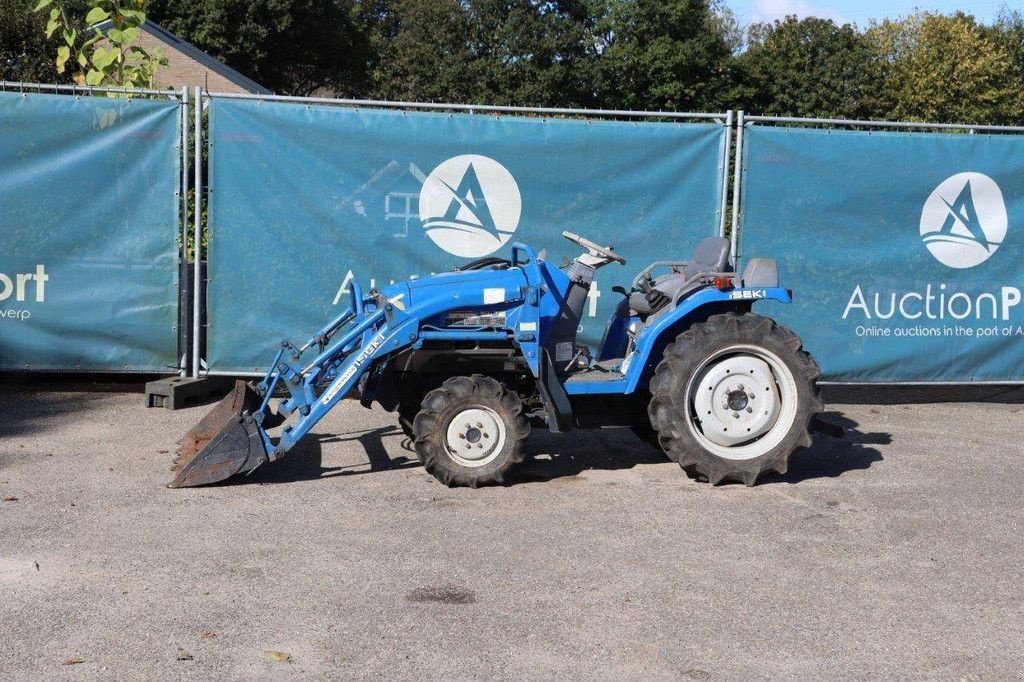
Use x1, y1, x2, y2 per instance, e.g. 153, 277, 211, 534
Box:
726, 389, 749, 411
444, 407, 506, 467
692, 354, 781, 448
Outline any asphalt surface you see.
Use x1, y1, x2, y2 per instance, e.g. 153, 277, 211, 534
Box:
1, 383, 1022, 679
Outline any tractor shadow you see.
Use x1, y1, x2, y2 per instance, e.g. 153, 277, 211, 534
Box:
244, 424, 420, 485
511, 429, 670, 483
511, 410, 887, 485
760, 411, 888, 485
242, 411, 888, 486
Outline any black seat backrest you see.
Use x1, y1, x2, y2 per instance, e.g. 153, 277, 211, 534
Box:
683, 236, 731, 278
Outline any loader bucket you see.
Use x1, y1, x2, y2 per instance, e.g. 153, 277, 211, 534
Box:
169, 380, 270, 488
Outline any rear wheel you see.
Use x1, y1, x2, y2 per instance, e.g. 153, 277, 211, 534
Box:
413, 375, 529, 487
648, 312, 821, 486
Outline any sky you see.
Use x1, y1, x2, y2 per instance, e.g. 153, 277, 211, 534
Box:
727, 0, 1013, 27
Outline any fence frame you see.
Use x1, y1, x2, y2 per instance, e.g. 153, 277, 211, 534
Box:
731, 113, 1024, 386
7, 78, 1024, 385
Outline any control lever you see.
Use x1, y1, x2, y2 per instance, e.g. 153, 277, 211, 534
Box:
638, 272, 655, 293
637, 274, 670, 312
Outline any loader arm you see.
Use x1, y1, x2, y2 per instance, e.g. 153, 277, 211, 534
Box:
171, 251, 542, 487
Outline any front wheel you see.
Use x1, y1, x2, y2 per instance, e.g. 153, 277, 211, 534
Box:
413, 375, 529, 487
648, 312, 822, 486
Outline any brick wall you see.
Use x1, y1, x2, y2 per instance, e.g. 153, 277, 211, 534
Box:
134, 30, 253, 93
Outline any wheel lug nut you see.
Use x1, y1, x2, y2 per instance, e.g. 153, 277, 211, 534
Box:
746, 407, 753, 413
737, 384, 744, 391
483, 433, 489, 438
733, 412, 740, 419
459, 434, 465, 439
476, 422, 483, 428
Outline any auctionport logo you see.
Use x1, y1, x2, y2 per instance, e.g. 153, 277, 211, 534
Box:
843, 171, 1021, 327
419, 154, 522, 258
920, 172, 1007, 269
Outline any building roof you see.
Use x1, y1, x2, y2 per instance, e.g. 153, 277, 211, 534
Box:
94, 20, 273, 95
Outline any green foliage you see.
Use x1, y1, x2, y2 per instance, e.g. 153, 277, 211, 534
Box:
362, 0, 598, 106
32, 0, 167, 88
739, 16, 892, 119
992, 8, 1024, 123
868, 12, 1024, 125
462, 0, 598, 107
358, 0, 476, 102
4, 0, 1024, 123
0, 0, 75, 82
591, 0, 735, 111
147, 0, 371, 96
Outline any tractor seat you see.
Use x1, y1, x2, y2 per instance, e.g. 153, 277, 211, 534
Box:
629, 236, 731, 316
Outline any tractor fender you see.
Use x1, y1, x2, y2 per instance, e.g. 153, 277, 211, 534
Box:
622, 286, 792, 393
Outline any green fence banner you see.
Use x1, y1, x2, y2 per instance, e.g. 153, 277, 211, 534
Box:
739, 124, 1024, 382
0, 91, 181, 371
206, 99, 728, 372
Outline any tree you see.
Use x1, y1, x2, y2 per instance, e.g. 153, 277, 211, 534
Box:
361, 0, 476, 102
591, 0, 735, 112
0, 0, 75, 83
464, 0, 598, 107
738, 16, 892, 120
867, 12, 1024, 125
364, 0, 598, 107
147, 0, 371, 95
991, 8, 1024, 124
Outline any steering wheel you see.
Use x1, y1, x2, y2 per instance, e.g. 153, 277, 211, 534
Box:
562, 231, 626, 265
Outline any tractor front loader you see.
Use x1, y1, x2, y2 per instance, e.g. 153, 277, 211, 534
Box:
172, 231, 823, 489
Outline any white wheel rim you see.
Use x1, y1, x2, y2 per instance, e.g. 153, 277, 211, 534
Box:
444, 406, 507, 467
685, 344, 798, 461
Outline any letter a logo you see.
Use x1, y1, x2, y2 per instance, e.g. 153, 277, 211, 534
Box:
419, 155, 522, 258
920, 172, 1007, 269
437, 163, 500, 239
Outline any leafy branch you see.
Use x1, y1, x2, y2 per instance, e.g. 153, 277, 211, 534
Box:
34, 0, 167, 88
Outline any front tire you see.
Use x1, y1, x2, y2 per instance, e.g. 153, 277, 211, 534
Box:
397, 395, 421, 439
648, 312, 822, 486
413, 375, 529, 487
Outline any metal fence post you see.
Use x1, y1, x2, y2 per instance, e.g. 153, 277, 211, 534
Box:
192, 86, 203, 378
718, 110, 733, 239
729, 111, 745, 267
179, 85, 189, 376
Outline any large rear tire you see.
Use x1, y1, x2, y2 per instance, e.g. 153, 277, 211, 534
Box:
413, 375, 529, 487
648, 312, 821, 486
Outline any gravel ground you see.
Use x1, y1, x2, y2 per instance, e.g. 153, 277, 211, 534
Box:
1, 383, 1022, 679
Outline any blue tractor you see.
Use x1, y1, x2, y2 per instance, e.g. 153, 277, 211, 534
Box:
172, 232, 822, 488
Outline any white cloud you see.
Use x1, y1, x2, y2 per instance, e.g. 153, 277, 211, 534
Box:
748, 0, 849, 25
